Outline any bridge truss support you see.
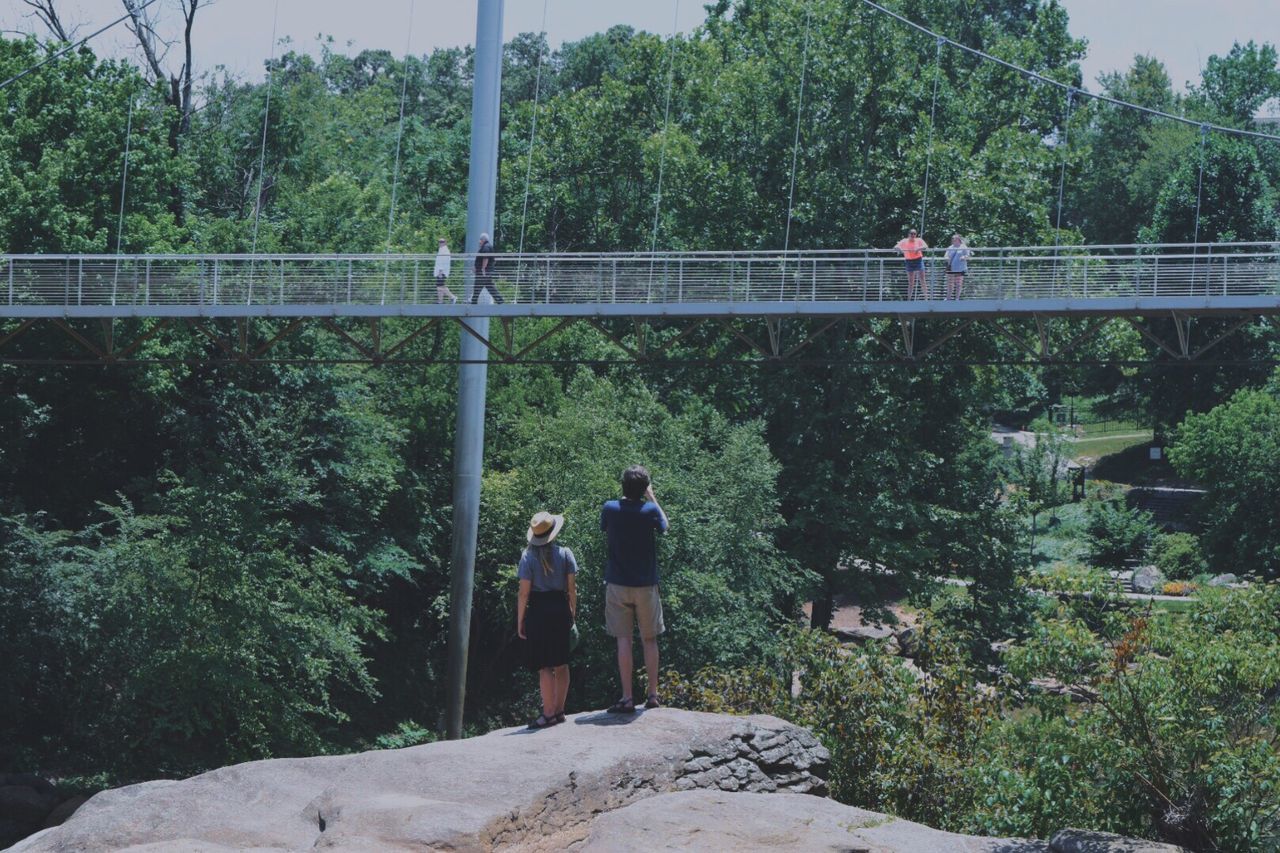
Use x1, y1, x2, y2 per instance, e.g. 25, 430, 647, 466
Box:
2, 312, 1275, 366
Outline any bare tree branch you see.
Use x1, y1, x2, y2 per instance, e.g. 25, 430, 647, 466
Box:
20, 0, 75, 43
119, 0, 168, 88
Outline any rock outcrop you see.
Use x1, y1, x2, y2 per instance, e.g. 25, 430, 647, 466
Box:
0, 775, 85, 850
9, 709, 1185, 852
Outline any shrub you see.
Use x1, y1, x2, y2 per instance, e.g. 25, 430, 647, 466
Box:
1086, 499, 1157, 570
1150, 533, 1208, 581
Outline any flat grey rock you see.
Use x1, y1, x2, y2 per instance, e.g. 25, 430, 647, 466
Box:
8, 710, 1183, 853
578, 790, 1050, 852
11, 710, 827, 852
1050, 828, 1188, 852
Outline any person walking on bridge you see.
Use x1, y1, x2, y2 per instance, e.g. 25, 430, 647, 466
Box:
434, 238, 459, 303
601, 465, 670, 714
471, 233, 504, 304
894, 229, 929, 299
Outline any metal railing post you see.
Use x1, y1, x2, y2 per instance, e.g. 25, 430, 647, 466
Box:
1203, 245, 1212, 295
77, 258, 83, 306
7, 259, 12, 306
1015, 258, 1021, 299
64, 259, 70, 306
1153, 256, 1159, 297
811, 258, 817, 301
347, 259, 354, 303
878, 258, 885, 300
612, 259, 618, 303
678, 258, 684, 303
746, 258, 752, 301
145, 259, 151, 305
213, 258, 220, 305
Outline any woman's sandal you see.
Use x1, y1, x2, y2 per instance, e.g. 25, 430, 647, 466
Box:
528, 713, 557, 729
606, 697, 636, 715
555, 712, 567, 724
644, 694, 662, 709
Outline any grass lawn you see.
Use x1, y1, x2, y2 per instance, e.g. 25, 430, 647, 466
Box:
1068, 431, 1153, 463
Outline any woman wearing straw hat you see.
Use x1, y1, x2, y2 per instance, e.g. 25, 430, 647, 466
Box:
517, 510, 578, 729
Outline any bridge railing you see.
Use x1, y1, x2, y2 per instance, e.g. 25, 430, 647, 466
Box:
2, 244, 1278, 310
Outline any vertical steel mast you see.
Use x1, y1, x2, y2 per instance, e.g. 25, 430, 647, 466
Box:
445, 0, 504, 740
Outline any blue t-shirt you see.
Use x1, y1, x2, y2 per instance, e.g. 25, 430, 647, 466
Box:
945, 246, 971, 273
600, 499, 667, 587
517, 544, 578, 592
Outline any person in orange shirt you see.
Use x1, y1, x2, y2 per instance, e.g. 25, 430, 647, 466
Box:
894, 228, 929, 299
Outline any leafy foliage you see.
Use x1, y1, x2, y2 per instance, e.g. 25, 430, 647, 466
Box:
1169, 387, 1280, 580
1149, 532, 1209, 581
1085, 498, 1156, 570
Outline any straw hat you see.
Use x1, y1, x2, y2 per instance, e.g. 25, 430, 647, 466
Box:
527, 511, 565, 546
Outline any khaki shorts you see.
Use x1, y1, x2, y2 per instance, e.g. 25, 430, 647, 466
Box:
605, 583, 665, 639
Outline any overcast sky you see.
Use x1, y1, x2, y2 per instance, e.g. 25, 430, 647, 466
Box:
2, 0, 1277, 109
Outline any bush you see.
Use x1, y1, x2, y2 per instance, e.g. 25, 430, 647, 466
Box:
671, 587, 1280, 851
1150, 533, 1208, 581
1169, 388, 1280, 579
671, 626, 993, 833
1086, 499, 1157, 570
0, 499, 379, 780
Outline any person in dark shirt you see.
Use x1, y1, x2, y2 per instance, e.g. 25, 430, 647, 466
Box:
600, 464, 670, 714
471, 233, 504, 304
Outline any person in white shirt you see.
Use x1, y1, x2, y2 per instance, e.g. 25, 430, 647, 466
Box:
434, 237, 458, 303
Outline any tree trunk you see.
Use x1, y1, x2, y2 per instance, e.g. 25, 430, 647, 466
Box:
809, 583, 834, 630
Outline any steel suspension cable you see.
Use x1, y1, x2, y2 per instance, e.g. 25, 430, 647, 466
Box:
781, 0, 814, 260
1053, 87, 1075, 248
1192, 124, 1211, 291
918, 35, 944, 237
1193, 125, 1210, 245
112, 88, 137, 297
517, 0, 552, 260
249, 0, 281, 257
856, 0, 1280, 145
385, 0, 418, 261
649, 0, 682, 255
115, 92, 136, 256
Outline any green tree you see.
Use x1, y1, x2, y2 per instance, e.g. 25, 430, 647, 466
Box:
0, 37, 182, 252
0, 498, 379, 778
1169, 387, 1280, 579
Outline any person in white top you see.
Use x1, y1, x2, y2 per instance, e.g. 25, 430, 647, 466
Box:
943, 234, 972, 300
434, 237, 458, 303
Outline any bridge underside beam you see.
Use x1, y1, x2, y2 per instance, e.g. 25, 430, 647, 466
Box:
0, 313, 1276, 366
5, 296, 1280, 322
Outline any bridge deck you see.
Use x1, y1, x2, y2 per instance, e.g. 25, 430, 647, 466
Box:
3, 245, 1278, 319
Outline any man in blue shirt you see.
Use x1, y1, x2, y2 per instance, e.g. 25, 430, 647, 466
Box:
600, 465, 670, 713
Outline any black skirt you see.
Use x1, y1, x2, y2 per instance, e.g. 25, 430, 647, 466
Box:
524, 590, 572, 671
